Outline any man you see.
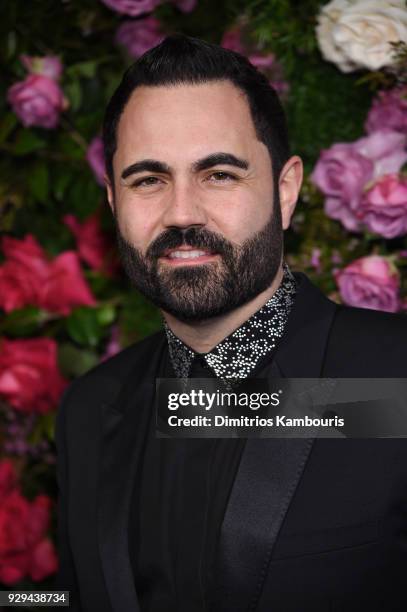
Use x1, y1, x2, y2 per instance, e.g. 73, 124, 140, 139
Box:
55, 34, 407, 612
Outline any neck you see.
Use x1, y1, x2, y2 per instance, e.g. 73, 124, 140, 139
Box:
162, 263, 285, 353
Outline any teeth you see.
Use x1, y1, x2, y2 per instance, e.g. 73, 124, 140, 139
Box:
168, 250, 208, 259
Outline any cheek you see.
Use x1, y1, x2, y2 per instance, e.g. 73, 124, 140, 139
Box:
116, 202, 158, 250
214, 200, 271, 245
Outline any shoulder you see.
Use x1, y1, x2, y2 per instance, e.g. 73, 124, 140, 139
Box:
60, 329, 166, 415
326, 304, 407, 375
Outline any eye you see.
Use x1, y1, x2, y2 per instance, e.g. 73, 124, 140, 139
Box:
207, 171, 237, 183
131, 176, 163, 188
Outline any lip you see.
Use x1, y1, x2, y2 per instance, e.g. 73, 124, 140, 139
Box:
159, 247, 219, 266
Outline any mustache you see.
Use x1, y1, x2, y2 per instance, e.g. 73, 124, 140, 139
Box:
146, 227, 234, 259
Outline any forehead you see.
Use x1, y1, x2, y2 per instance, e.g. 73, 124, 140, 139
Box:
115, 80, 261, 161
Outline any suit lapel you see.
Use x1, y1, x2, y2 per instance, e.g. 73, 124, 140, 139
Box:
97, 334, 166, 612
212, 273, 338, 612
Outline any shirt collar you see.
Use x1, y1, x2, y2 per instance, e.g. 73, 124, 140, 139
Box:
164, 261, 297, 379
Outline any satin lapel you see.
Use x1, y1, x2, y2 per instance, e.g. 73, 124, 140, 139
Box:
97, 335, 166, 612
212, 273, 338, 612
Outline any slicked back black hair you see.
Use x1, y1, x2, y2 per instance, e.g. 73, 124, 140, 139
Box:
102, 33, 290, 186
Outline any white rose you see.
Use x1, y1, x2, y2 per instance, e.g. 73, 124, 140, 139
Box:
316, 0, 356, 72
316, 0, 407, 72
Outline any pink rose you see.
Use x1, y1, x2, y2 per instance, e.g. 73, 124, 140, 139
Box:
0, 461, 18, 505
359, 174, 407, 239
86, 136, 106, 186
20, 55, 63, 81
0, 338, 67, 413
354, 130, 407, 179
310, 143, 374, 231
221, 25, 246, 53
334, 255, 401, 313
311, 143, 373, 204
0, 462, 58, 585
323, 197, 363, 232
29, 538, 58, 582
101, 325, 121, 362
115, 17, 165, 59
7, 74, 68, 129
100, 0, 160, 16
365, 87, 407, 135
0, 235, 96, 315
222, 25, 288, 96
0, 260, 40, 312
172, 0, 197, 12
41, 252, 97, 315
63, 212, 116, 274
248, 52, 289, 97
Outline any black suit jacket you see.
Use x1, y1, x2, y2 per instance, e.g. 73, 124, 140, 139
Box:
55, 271, 407, 611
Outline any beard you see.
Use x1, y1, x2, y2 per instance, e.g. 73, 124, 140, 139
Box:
115, 194, 284, 323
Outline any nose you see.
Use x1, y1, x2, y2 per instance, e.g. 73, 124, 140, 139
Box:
161, 181, 208, 230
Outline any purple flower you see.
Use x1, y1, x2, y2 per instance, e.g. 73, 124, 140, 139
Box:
365, 87, 407, 135
20, 55, 63, 81
311, 142, 373, 205
334, 255, 401, 313
7, 74, 68, 129
100, 0, 160, 16
172, 0, 197, 12
354, 130, 407, 179
86, 136, 106, 186
311, 130, 407, 233
359, 174, 407, 239
115, 16, 165, 58
310, 248, 322, 272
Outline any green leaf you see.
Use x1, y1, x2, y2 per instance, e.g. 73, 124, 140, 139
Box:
0, 306, 47, 336
95, 304, 116, 326
65, 80, 82, 112
53, 170, 72, 201
0, 113, 17, 143
27, 162, 49, 202
13, 130, 46, 155
66, 306, 104, 347
66, 61, 98, 79
58, 342, 99, 377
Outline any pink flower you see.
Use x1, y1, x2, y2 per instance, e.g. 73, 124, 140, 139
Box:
0, 461, 18, 505
101, 325, 121, 362
354, 130, 407, 179
7, 74, 68, 129
20, 55, 63, 81
311, 130, 407, 232
115, 16, 165, 59
221, 25, 246, 53
359, 174, 407, 239
334, 255, 401, 313
310, 248, 322, 272
0, 338, 67, 413
248, 53, 290, 97
0, 235, 96, 315
86, 136, 106, 186
63, 212, 116, 274
365, 87, 407, 135
0, 462, 58, 584
100, 0, 160, 16
310, 142, 374, 231
311, 142, 373, 204
221, 24, 289, 96
172, 0, 197, 11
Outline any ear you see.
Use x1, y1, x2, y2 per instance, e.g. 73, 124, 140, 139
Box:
105, 174, 115, 215
278, 155, 303, 230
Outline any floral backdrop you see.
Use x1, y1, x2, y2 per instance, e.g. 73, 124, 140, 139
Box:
0, 0, 406, 593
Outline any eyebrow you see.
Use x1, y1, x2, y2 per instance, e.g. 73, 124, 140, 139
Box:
120, 152, 249, 180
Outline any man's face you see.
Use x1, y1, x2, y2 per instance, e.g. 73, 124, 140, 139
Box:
107, 80, 285, 322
